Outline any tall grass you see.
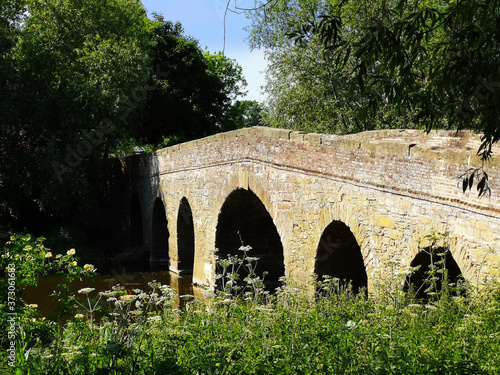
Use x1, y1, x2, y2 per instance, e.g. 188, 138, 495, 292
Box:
2, 243, 500, 374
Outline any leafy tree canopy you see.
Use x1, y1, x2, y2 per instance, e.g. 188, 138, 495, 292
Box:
0, 0, 153, 224
138, 17, 249, 145
298, 0, 499, 159
246, 0, 418, 134
247, 0, 500, 196
219, 100, 264, 132
0, 1, 256, 232
248, 0, 500, 157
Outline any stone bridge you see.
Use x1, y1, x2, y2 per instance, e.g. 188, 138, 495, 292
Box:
123, 127, 500, 293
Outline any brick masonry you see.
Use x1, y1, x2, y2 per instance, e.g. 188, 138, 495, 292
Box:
126, 127, 500, 292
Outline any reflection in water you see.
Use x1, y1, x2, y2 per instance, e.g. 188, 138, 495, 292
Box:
23, 264, 203, 317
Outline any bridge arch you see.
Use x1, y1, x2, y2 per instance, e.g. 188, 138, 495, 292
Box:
129, 193, 143, 248
314, 200, 373, 290
215, 188, 285, 286
151, 197, 169, 263
405, 229, 475, 286
405, 243, 465, 299
177, 197, 195, 273
210, 166, 277, 223
315, 220, 368, 293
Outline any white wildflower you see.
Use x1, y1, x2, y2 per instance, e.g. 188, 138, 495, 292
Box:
346, 320, 357, 329
78, 287, 95, 295
83, 264, 95, 272
147, 316, 162, 323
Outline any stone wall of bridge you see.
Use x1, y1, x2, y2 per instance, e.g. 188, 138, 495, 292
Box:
125, 127, 500, 292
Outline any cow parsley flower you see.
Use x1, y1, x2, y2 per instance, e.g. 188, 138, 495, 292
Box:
78, 288, 95, 295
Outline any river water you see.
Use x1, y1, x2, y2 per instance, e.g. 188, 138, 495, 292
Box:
22, 263, 203, 317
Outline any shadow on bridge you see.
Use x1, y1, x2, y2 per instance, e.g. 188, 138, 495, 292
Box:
177, 197, 195, 273
151, 197, 169, 263
215, 188, 285, 289
129, 193, 144, 248
315, 221, 368, 293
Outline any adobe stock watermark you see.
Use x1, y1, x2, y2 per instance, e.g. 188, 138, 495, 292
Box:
179, 199, 193, 226
211, 0, 277, 20
5, 264, 17, 368
212, 0, 229, 21
51, 64, 169, 182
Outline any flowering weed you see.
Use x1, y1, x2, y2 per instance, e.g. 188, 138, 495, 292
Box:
2, 236, 500, 374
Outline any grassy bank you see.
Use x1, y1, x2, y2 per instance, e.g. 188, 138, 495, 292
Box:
7, 277, 500, 374
2, 237, 500, 374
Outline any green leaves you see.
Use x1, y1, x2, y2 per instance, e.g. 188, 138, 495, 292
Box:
0, 0, 153, 221
138, 17, 249, 145
1, 0, 253, 227
247, 0, 424, 133
249, 0, 500, 166
458, 167, 491, 198
204, 51, 248, 101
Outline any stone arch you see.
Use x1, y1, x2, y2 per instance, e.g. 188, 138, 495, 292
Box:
404, 245, 465, 299
177, 197, 195, 273
151, 197, 169, 263
129, 193, 143, 247
211, 165, 277, 225
215, 188, 285, 286
405, 229, 475, 286
314, 220, 368, 293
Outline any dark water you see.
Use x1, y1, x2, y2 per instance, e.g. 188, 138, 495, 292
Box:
22, 263, 203, 317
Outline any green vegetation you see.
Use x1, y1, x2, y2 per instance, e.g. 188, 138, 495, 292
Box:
0, 234, 96, 368
0, 0, 261, 239
247, 0, 500, 194
1, 236, 500, 374
247, 0, 430, 133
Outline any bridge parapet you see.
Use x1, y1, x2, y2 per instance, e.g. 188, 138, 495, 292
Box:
132, 127, 500, 212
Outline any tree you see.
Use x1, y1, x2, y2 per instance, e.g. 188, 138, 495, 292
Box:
219, 100, 264, 131
248, 0, 500, 196
247, 0, 416, 134
0, 0, 153, 225
138, 18, 248, 145
0, 0, 256, 234
0, 0, 22, 142
0, 0, 24, 54
204, 51, 248, 102
204, 52, 265, 132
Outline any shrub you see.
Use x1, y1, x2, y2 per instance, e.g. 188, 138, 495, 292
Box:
0, 234, 96, 370
2, 241, 500, 374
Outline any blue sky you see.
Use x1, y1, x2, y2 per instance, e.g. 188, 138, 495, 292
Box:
140, 0, 267, 102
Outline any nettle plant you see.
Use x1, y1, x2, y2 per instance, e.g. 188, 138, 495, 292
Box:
0, 234, 96, 292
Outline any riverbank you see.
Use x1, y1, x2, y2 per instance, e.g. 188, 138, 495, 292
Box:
2, 235, 500, 374
5, 272, 500, 374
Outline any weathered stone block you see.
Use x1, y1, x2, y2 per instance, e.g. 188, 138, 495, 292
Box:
375, 216, 396, 229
